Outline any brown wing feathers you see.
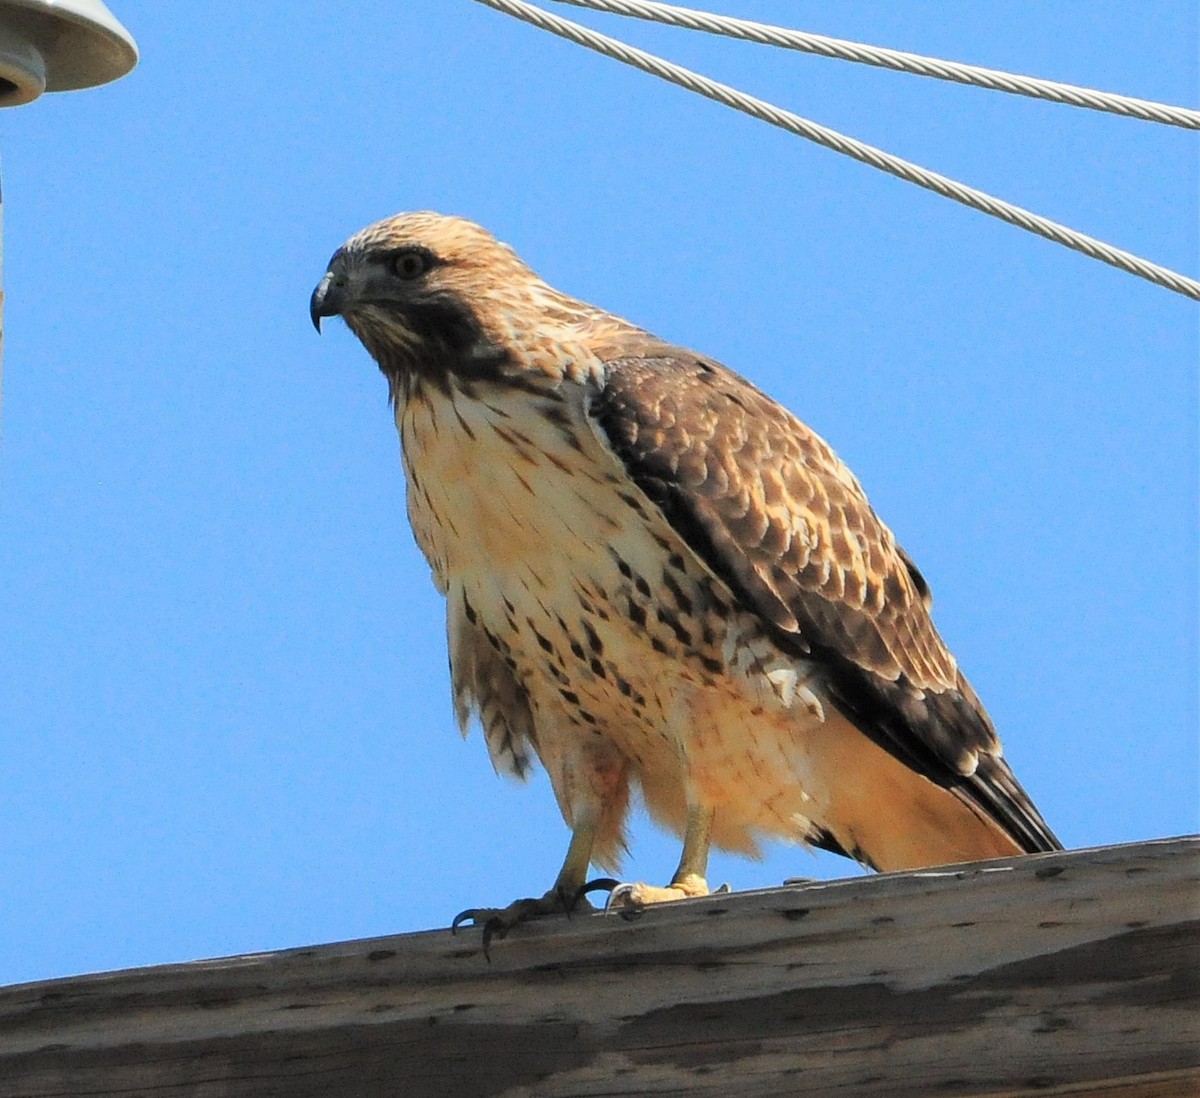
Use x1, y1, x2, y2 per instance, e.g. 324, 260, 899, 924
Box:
592, 350, 1060, 856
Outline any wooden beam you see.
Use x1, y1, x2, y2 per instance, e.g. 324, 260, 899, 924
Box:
1, 837, 1196, 1097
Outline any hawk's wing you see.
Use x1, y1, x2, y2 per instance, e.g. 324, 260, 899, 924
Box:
590, 348, 1059, 855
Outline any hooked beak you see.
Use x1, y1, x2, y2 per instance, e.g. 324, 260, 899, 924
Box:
310, 270, 346, 333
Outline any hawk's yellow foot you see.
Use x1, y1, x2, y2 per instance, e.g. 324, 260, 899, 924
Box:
452, 886, 597, 956
452, 820, 602, 956
605, 872, 715, 913
600, 805, 722, 914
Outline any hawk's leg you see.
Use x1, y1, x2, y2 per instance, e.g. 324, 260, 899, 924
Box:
605, 804, 718, 913
451, 818, 600, 955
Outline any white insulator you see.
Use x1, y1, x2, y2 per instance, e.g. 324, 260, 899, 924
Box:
0, 0, 137, 107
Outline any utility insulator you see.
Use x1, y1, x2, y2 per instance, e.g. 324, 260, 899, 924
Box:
0, 0, 137, 106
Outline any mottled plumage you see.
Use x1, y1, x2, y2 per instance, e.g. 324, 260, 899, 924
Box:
311, 212, 1059, 920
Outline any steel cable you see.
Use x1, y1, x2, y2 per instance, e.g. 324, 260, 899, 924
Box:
557, 0, 1200, 130
475, 0, 1200, 301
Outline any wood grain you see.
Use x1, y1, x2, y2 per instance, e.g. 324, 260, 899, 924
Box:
1, 838, 1196, 1097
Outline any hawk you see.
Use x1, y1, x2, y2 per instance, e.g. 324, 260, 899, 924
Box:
310, 212, 1060, 936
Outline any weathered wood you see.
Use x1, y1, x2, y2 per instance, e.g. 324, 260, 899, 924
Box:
0, 838, 1196, 1097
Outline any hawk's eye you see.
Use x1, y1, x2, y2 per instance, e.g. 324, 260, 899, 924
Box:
391, 249, 431, 280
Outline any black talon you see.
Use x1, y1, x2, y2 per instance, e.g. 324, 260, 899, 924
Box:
451, 908, 484, 934
480, 918, 505, 961
555, 886, 577, 919
576, 877, 621, 904
451, 909, 503, 961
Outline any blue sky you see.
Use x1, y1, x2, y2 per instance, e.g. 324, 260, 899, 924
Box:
0, 1, 1195, 987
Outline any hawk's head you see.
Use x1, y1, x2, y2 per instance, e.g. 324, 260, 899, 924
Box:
310, 212, 536, 379
312, 211, 646, 392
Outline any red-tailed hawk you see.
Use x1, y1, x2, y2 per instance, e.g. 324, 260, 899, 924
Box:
311, 212, 1059, 939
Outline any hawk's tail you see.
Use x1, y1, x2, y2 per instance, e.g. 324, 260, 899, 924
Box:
804, 710, 1061, 873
